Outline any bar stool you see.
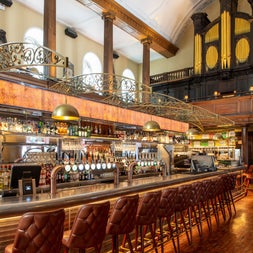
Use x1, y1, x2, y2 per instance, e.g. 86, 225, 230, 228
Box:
174, 184, 193, 253
5, 209, 65, 253
106, 194, 139, 253
227, 173, 237, 215
135, 190, 161, 253
191, 181, 204, 238
207, 177, 228, 227
220, 173, 237, 218
200, 179, 213, 232
213, 177, 227, 222
62, 201, 110, 253
157, 187, 178, 253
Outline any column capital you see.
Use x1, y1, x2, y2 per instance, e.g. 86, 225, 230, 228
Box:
102, 11, 116, 21
141, 36, 152, 45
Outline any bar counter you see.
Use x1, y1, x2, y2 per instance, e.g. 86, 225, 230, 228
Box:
0, 166, 244, 252
0, 166, 243, 218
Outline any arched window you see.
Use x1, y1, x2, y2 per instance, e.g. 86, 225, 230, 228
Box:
24, 27, 43, 45
82, 52, 102, 74
23, 27, 43, 75
82, 52, 102, 92
121, 68, 136, 102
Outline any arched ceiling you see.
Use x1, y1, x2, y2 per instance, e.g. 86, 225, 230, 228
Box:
15, 0, 215, 63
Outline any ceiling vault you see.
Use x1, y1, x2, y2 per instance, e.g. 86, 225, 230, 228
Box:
77, 0, 179, 58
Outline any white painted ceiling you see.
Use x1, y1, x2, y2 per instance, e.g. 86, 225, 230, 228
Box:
15, 0, 214, 63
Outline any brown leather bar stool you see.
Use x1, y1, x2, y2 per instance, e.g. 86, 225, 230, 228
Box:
200, 179, 213, 232
191, 181, 204, 238
157, 187, 178, 253
62, 201, 110, 253
213, 177, 227, 222
208, 177, 227, 227
135, 190, 161, 253
174, 184, 193, 253
106, 194, 139, 253
5, 209, 65, 253
228, 173, 237, 214
220, 173, 237, 218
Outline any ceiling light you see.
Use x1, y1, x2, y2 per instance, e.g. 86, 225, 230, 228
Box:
51, 104, 80, 121
142, 120, 161, 132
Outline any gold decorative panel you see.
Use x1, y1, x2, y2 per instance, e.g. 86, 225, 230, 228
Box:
235, 38, 250, 64
206, 46, 218, 69
235, 18, 250, 36
194, 34, 202, 74
205, 24, 219, 43
221, 11, 231, 69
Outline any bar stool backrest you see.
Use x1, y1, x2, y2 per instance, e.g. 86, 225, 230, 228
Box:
201, 179, 212, 202
191, 181, 204, 206
5, 209, 65, 253
136, 190, 161, 225
158, 187, 178, 218
207, 178, 219, 199
175, 184, 192, 212
107, 194, 139, 235
64, 201, 110, 250
212, 177, 224, 195
221, 173, 237, 191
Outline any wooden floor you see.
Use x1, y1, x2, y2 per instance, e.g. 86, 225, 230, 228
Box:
158, 190, 253, 253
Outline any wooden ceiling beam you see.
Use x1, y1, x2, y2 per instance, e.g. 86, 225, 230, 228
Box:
77, 0, 178, 58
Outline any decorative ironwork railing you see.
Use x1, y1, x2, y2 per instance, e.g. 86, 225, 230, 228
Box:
50, 73, 234, 132
0, 42, 69, 80
50, 73, 151, 104
0, 42, 234, 131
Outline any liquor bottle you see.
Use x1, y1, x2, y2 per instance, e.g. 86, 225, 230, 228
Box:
78, 121, 82, 137
94, 124, 98, 134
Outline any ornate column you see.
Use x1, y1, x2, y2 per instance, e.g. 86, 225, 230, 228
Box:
102, 12, 115, 93
142, 37, 152, 104
43, 0, 56, 78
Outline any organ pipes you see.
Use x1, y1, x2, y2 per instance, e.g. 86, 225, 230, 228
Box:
194, 34, 202, 74
221, 11, 231, 69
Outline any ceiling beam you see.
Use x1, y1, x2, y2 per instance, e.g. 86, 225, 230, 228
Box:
77, 0, 179, 58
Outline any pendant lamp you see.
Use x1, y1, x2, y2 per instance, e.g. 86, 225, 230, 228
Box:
51, 103, 80, 121
142, 120, 161, 132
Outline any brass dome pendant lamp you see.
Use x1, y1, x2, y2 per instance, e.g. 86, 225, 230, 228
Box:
142, 120, 161, 132
52, 103, 80, 121
51, 78, 80, 121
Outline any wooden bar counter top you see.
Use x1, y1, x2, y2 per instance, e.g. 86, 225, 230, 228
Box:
0, 166, 243, 218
